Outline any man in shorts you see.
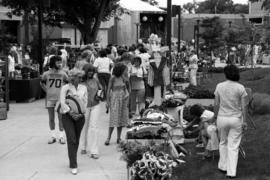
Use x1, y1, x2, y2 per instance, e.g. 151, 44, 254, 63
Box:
41, 55, 69, 144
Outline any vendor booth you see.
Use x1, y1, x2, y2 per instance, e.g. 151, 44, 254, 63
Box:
9, 78, 42, 102
122, 90, 189, 180
0, 57, 9, 120
9, 61, 42, 102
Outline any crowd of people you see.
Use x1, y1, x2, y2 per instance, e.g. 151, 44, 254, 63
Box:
39, 42, 165, 175
2, 32, 246, 179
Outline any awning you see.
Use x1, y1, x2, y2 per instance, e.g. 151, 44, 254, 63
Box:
119, 0, 164, 12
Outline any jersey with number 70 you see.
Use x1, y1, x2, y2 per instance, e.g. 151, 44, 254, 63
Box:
41, 69, 69, 101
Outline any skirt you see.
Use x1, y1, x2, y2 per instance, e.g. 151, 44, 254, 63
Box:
109, 89, 129, 127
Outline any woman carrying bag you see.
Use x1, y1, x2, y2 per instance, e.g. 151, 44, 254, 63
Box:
59, 69, 87, 175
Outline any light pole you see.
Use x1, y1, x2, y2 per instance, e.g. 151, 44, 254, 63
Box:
196, 19, 200, 57
177, 6, 182, 53
166, 0, 172, 87
37, 1, 44, 73
167, 0, 172, 51
227, 21, 232, 62
135, 23, 140, 44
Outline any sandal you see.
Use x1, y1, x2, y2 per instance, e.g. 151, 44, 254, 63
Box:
91, 154, 99, 159
116, 138, 122, 144
104, 139, 110, 146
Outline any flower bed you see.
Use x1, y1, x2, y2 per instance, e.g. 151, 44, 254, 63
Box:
183, 85, 214, 99
118, 141, 185, 180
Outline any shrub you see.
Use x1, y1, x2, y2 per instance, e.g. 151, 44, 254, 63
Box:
183, 85, 214, 99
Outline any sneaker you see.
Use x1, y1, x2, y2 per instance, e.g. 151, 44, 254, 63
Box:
59, 137, 66, 144
71, 168, 78, 175
48, 137, 56, 144
81, 150, 87, 155
91, 154, 99, 159
195, 143, 204, 148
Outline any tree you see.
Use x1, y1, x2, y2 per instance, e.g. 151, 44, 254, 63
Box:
183, 2, 196, 14
196, 0, 234, 14
233, 4, 249, 14
200, 17, 224, 56
2, 0, 121, 44
196, 0, 248, 14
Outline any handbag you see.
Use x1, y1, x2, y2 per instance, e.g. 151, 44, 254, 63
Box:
95, 89, 105, 101
55, 93, 86, 117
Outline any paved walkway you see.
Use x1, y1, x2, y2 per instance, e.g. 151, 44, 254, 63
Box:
0, 98, 214, 180
0, 100, 127, 180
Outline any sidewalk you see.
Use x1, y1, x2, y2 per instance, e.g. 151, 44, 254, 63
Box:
0, 100, 126, 180
0, 98, 214, 180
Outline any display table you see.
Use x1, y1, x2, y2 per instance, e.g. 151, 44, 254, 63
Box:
9, 78, 42, 102
262, 54, 270, 64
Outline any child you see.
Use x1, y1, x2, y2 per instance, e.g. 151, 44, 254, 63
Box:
189, 104, 219, 157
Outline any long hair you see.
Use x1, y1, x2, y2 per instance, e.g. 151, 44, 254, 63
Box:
82, 63, 96, 82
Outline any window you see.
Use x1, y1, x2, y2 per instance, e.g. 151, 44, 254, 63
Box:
249, 17, 263, 25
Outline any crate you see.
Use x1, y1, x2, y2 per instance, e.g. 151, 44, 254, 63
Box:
0, 102, 7, 120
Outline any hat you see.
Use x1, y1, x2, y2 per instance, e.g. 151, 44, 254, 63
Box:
68, 68, 85, 77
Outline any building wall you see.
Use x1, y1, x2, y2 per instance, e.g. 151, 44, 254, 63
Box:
249, 0, 267, 15
112, 12, 139, 46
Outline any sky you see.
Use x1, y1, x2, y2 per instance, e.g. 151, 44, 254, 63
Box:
156, 0, 249, 7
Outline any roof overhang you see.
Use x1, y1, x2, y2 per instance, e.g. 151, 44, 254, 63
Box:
119, 0, 164, 12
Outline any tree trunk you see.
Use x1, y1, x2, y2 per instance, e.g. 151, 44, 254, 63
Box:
82, 31, 96, 44
78, 0, 110, 45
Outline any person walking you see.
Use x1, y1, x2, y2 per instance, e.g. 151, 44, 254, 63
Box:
188, 50, 199, 86
93, 49, 114, 98
214, 65, 247, 178
129, 57, 146, 116
105, 63, 130, 145
59, 69, 87, 175
41, 55, 68, 144
252, 44, 259, 68
80, 64, 103, 159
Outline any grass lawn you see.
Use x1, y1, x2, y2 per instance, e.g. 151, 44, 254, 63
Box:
174, 115, 270, 180
200, 68, 270, 94
173, 68, 270, 179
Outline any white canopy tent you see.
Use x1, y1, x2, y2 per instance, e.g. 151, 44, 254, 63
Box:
119, 0, 164, 12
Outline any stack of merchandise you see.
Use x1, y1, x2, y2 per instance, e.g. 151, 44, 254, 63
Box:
126, 108, 178, 139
